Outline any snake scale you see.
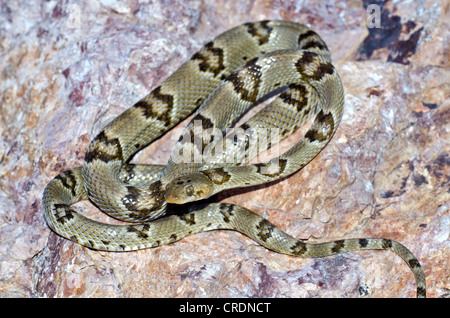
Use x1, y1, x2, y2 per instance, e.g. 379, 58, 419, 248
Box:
42, 20, 426, 297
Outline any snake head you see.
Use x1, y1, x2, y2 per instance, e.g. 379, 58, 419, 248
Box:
165, 173, 214, 204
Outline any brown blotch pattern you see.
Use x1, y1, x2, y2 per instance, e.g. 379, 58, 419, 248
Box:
169, 233, 178, 242
53, 203, 74, 224
302, 41, 327, 51
55, 170, 77, 196
331, 240, 345, 253
310, 63, 335, 82
297, 30, 318, 45
417, 286, 426, 298
127, 224, 150, 239
121, 181, 165, 220
297, 30, 329, 52
218, 203, 234, 223
359, 239, 369, 248
201, 168, 232, 185
408, 258, 421, 269
304, 110, 335, 143
255, 219, 275, 242
226, 58, 262, 103
179, 213, 196, 226
295, 51, 334, 82
134, 86, 174, 126
245, 20, 273, 45
279, 83, 309, 112
192, 41, 225, 77
180, 113, 216, 152
382, 239, 393, 249
121, 186, 144, 216
84, 130, 124, 164
192, 113, 214, 130
291, 241, 308, 256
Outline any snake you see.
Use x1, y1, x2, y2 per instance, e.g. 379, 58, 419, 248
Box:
42, 20, 426, 297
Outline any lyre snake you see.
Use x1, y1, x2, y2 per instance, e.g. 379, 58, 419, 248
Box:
42, 20, 426, 297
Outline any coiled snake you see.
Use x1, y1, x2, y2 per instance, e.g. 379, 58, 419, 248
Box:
42, 20, 426, 297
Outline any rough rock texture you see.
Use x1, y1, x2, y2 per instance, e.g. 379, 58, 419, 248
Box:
0, 0, 448, 298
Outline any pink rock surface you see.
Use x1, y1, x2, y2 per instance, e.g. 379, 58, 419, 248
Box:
0, 0, 448, 297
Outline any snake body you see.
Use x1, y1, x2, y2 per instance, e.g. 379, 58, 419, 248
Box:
42, 20, 426, 297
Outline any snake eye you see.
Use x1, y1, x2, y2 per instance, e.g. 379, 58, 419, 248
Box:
185, 185, 194, 197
